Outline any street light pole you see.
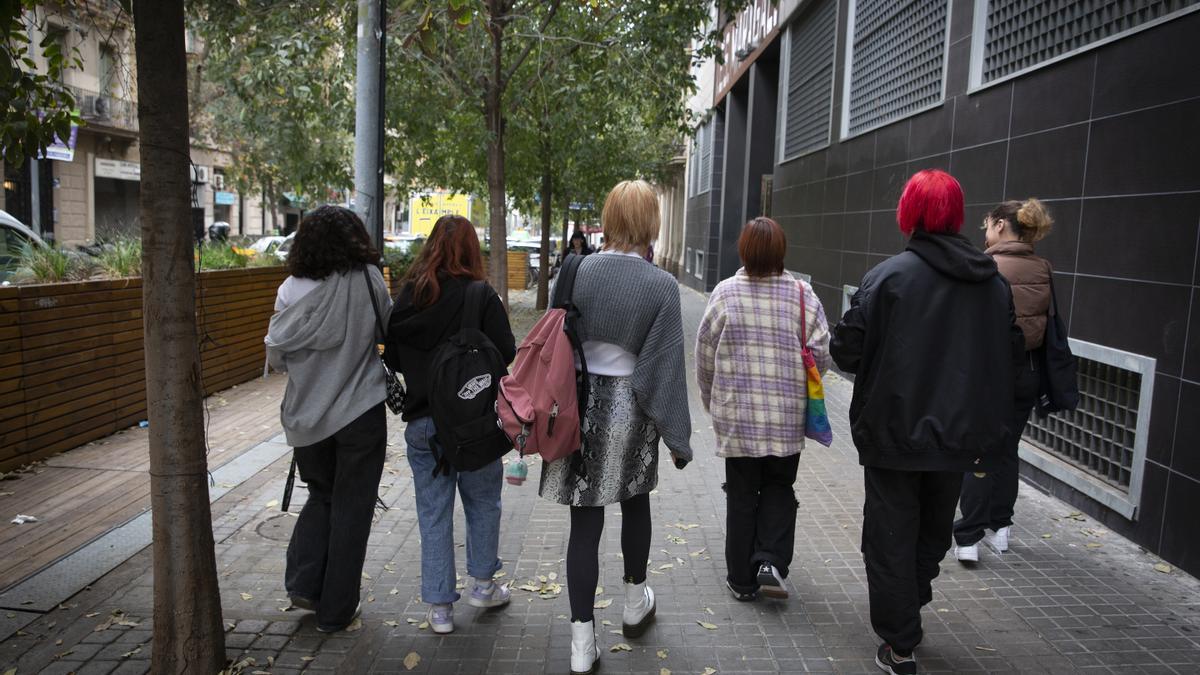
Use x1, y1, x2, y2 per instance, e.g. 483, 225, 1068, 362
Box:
353, 0, 385, 247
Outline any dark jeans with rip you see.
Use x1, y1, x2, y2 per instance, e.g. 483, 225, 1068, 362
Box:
724, 454, 801, 594
285, 403, 386, 629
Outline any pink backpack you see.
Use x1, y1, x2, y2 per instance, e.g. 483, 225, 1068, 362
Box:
497, 255, 589, 463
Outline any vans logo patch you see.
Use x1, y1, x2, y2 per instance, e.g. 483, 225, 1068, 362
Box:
458, 374, 492, 400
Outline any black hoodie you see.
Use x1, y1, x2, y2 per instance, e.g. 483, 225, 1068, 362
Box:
831, 231, 1025, 472
383, 275, 516, 421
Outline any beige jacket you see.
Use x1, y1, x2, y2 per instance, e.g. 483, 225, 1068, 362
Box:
987, 241, 1051, 350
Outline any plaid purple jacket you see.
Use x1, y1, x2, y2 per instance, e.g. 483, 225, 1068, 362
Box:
695, 270, 831, 458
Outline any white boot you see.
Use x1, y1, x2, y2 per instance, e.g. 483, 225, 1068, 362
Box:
621, 581, 656, 638
570, 620, 600, 675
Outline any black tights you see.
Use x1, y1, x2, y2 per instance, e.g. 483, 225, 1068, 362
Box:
567, 492, 651, 622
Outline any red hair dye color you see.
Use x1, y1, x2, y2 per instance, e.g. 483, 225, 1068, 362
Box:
896, 169, 964, 236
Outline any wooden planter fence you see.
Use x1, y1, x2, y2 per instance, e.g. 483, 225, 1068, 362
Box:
0, 267, 288, 472
384, 250, 531, 295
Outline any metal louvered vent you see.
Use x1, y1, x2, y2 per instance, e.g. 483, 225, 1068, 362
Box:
699, 121, 714, 194
846, 0, 948, 136
983, 0, 1200, 83
1019, 339, 1156, 520
783, 0, 837, 159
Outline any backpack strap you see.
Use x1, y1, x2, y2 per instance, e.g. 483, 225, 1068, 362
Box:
552, 253, 584, 309
794, 276, 808, 349
462, 280, 488, 331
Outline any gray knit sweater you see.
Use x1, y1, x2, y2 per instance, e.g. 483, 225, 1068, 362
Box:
569, 253, 693, 460
265, 266, 391, 447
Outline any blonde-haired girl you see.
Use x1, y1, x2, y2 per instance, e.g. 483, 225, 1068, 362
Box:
954, 198, 1055, 564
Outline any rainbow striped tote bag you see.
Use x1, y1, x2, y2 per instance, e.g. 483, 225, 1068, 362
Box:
798, 281, 834, 447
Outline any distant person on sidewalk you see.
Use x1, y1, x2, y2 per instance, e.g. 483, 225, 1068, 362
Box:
384, 215, 516, 634
954, 199, 1056, 563
695, 217, 830, 602
566, 230, 594, 256
265, 206, 391, 633
831, 170, 1024, 675
539, 180, 691, 675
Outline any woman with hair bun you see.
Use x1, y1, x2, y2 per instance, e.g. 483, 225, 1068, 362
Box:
953, 198, 1055, 564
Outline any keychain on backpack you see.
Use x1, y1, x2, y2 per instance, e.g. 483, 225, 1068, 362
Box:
504, 455, 528, 485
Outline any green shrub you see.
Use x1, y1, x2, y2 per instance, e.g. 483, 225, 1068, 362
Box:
12, 242, 92, 284
94, 238, 142, 278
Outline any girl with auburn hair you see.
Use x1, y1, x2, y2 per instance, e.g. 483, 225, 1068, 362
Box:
383, 214, 516, 634
696, 217, 831, 602
265, 205, 391, 633
831, 170, 1024, 673
539, 179, 692, 675
953, 198, 1056, 564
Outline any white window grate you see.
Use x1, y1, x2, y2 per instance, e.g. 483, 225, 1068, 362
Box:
1019, 339, 1156, 520
781, 0, 838, 160
694, 250, 705, 280
979, 0, 1200, 84
699, 121, 714, 194
844, 0, 949, 136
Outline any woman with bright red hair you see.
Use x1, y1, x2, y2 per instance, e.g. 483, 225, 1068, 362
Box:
385, 215, 517, 634
831, 170, 1024, 674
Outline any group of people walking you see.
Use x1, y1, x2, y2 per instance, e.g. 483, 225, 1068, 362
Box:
264, 168, 1059, 675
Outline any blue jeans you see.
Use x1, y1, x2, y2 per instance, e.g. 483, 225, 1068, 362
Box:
405, 416, 504, 604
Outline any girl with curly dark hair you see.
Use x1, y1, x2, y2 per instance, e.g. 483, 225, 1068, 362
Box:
265, 205, 391, 633
384, 214, 517, 634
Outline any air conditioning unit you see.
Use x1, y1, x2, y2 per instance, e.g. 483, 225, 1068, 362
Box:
191, 165, 210, 184
212, 173, 225, 190
80, 94, 99, 118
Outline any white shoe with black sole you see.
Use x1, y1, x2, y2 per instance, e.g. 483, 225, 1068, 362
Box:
756, 562, 788, 599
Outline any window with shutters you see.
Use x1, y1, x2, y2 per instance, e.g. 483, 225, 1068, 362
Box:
779, 0, 838, 162
973, 0, 1200, 87
698, 121, 714, 195
843, 0, 950, 137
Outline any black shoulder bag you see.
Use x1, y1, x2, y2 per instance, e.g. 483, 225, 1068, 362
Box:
1035, 280, 1079, 416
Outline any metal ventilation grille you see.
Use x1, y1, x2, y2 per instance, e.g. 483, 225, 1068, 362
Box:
784, 0, 837, 158
699, 121, 714, 194
847, 0, 947, 135
1024, 358, 1141, 490
983, 0, 1200, 82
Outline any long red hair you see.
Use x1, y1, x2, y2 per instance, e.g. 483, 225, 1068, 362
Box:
405, 214, 486, 308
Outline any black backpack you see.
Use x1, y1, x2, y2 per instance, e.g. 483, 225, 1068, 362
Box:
427, 281, 512, 476
1035, 281, 1080, 416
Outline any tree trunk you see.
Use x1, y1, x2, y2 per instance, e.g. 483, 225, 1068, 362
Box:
536, 159, 552, 311
485, 2, 508, 304
561, 192, 570, 245
133, 1, 226, 672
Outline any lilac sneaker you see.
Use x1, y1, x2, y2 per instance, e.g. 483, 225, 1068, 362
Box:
427, 603, 454, 634
466, 580, 511, 609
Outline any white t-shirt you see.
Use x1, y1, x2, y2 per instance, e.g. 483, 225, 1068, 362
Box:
578, 249, 642, 377
274, 276, 323, 311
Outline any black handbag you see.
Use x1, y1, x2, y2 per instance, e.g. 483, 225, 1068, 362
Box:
1035, 280, 1079, 416
363, 266, 406, 415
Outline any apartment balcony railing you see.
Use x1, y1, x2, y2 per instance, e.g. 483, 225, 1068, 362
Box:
67, 85, 138, 134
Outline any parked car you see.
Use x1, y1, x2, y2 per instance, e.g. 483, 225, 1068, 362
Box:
249, 235, 286, 256
273, 232, 296, 261
0, 210, 48, 285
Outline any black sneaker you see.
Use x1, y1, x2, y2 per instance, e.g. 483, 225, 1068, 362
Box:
725, 579, 757, 602
756, 562, 788, 599
875, 644, 917, 674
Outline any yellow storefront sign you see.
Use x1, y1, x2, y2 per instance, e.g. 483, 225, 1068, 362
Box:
409, 192, 472, 236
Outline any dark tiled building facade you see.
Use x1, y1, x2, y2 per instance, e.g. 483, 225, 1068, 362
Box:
684, 0, 1200, 575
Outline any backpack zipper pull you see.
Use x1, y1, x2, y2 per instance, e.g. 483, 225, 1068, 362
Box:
548, 402, 558, 436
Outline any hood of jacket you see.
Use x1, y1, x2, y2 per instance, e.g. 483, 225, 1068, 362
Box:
264, 274, 350, 354
389, 275, 468, 352
906, 231, 999, 283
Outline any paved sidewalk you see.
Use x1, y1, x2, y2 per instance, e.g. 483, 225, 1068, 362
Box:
2, 285, 1199, 674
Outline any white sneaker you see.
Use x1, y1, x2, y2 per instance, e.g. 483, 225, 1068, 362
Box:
622, 581, 656, 638
985, 527, 1010, 553
954, 543, 979, 563
570, 619, 600, 675
426, 603, 454, 634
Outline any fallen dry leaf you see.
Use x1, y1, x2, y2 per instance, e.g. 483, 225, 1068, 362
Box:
345, 618, 363, 632
974, 646, 997, 652
1086, 543, 1103, 549
300, 655, 316, 662
1154, 563, 1173, 574
610, 643, 632, 652
601, 619, 613, 626
657, 649, 668, 659
697, 621, 718, 630
418, 621, 429, 630
265, 499, 279, 508
594, 598, 613, 609
702, 668, 717, 675
658, 564, 674, 570
384, 620, 399, 627
122, 647, 141, 658
595, 586, 604, 596
240, 593, 253, 601
403, 652, 421, 670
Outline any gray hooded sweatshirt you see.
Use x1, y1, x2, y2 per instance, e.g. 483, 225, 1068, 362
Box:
265, 266, 391, 447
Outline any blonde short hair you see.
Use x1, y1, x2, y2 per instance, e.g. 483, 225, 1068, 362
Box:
601, 180, 659, 252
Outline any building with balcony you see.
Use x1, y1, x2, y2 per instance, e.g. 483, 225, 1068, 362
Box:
0, 4, 277, 244
682, 0, 1200, 576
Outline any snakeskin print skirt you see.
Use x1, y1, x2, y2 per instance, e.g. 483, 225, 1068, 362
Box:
538, 374, 661, 507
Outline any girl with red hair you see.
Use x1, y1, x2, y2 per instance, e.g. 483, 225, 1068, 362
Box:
831, 170, 1024, 674
384, 215, 517, 634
